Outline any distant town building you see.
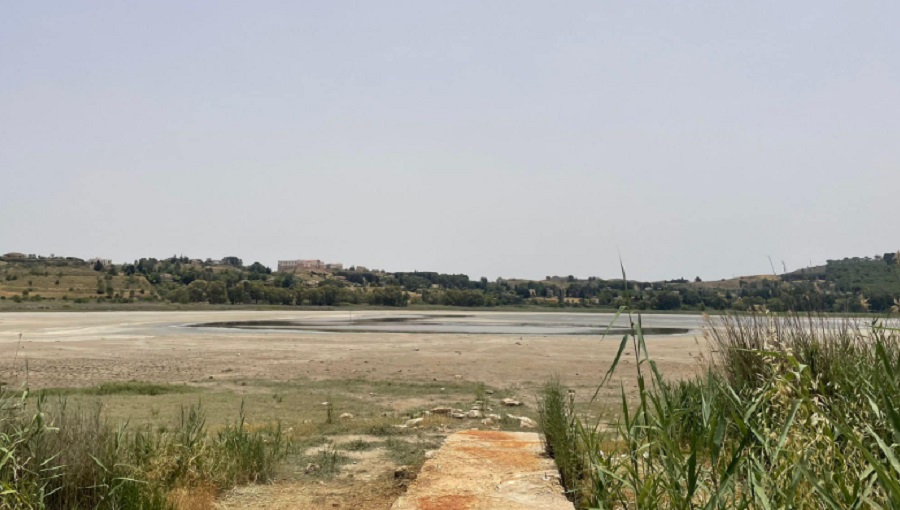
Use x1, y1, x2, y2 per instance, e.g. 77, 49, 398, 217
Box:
2, 252, 26, 260
278, 259, 344, 272
88, 257, 112, 267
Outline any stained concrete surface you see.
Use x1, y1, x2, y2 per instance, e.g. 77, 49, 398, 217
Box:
392, 430, 574, 510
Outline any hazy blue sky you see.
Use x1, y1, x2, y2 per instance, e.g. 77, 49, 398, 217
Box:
2, 2, 898, 281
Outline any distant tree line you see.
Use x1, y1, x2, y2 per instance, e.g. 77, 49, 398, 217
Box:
3, 252, 899, 313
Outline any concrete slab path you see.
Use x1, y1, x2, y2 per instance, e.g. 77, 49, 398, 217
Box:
391, 430, 575, 510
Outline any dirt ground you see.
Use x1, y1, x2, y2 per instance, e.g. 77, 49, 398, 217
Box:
0, 310, 708, 509
0, 310, 707, 397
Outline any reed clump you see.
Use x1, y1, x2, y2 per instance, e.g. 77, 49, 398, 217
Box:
0, 394, 287, 509
539, 311, 900, 509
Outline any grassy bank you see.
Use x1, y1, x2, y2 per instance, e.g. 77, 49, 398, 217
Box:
0, 390, 287, 509
539, 311, 900, 508
1, 375, 522, 508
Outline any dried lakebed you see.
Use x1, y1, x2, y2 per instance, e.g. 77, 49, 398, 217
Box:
0, 310, 708, 393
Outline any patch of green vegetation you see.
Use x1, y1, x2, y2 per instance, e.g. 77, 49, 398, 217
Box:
299, 443, 350, 478
259, 377, 488, 397
342, 438, 379, 451
37, 381, 197, 397
383, 437, 441, 466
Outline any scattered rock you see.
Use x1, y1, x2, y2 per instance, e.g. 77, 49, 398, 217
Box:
406, 417, 424, 427
424, 450, 437, 459
506, 414, 537, 428
305, 463, 320, 474
339, 413, 354, 420
488, 413, 501, 420
485, 390, 495, 395
501, 398, 523, 407
451, 412, 466, 419
480, 418, 494, 426
431, 407, 452, 415
467, 410, 483, 419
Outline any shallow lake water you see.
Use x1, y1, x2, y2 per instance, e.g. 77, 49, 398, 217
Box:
189, 312, 702, 336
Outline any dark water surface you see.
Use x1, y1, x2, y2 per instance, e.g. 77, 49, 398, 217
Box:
189, 312, 698, 336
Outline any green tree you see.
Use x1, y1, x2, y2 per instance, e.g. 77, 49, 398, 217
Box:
168, 287, 190, 304
653, 292, 682, 310
187, 280, 209, 302
207, 281, 228, 304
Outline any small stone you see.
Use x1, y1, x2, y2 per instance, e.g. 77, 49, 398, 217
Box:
406, 417, 424, 427
424, 450, 437, 459
501, 398, 523, 407
305, 463, 320, 474
519, 417, 537, 429
467, 410, 483, 419
481, 418, 494, 426
339, 413, 354, 420
431, 407, 452, 415
451, 412, 466, 419
394, 465, 413, 480
488, 413, 501, 420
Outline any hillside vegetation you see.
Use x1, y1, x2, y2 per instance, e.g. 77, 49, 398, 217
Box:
1, 251, 899, 313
